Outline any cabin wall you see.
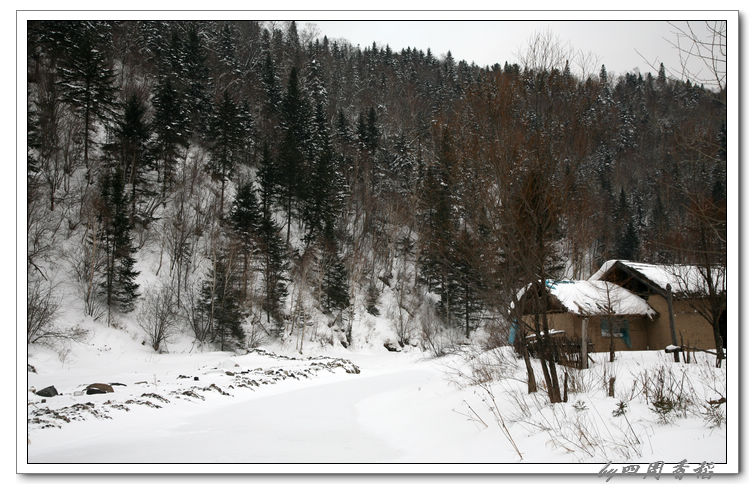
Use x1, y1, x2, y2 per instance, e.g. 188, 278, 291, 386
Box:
520, 310, 657, 353
520, 312, 650, 353
586, 316, 649, 352
646, 294, 716, 350
519, 313, 578, 338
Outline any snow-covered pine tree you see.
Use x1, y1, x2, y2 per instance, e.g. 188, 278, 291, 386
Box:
277, 66, 309, 243
449, 229, 485, 338
98, 166, 140, 321
257, 141, 278, 217
115, 93, 150, 223
199, 251, 245, 350
321, 247, 350, 315
257, 212, 289, 333
261, 51, 282, 115
229, 181, 261, 301
57, 21, 117, 173
207, 90, 244, 218
151, 75, 188, 199
182, 25, 212, 138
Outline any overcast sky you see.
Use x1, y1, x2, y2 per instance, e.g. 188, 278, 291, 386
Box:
311, 20, 723, 85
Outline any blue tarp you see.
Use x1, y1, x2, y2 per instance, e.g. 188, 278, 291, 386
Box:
508, 319, 519, 345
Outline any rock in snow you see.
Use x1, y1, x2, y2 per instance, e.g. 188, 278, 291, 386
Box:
85, 383, 115, 395
35, 386, 58, 398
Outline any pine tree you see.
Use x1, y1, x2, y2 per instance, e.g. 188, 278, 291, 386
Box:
301, 90, 344, 244
182, 25, 211, 137
360, 107, 380, 153
418, 127, 457, 325
450, 229, 484, 338
152, 76, 188, 199
648, 190, 671, 263
285, 21, 301, 67
238, 99, 256, 168
57, 21, 117, 172
712, 122, 726, 204
261, 51, 282, 114
335, 109, 352, 145
257, 141, 278, 217
164, 27, 185, 80
613, 187, 630, 257
215, 22, 239, 75
207, 90, 244, 218
321, 246, 349, 314
115, 93, 150, 223
98, 166, 140, 321
200, 252, 245, 350
278, 67, 309, 243
617, 220, 639, 261
391, 133, 416, 195
229, 181, 261, 300
257, 213, 288, 331
29, 63, 63, 211
658, 62, 667, 85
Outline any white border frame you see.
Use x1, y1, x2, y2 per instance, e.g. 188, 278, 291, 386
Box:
16, 9, 739, 475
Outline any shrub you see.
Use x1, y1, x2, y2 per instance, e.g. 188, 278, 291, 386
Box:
702, 400, 726, 428
651, 396, 675, 423
612, 400, 628, 417
572, 400, 589, 412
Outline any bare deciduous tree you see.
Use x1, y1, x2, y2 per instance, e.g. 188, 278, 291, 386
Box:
517, 28, 600, 80
181, 280, 213, 344
593, 281, 629, 363
667, 21, 726, 92
137, 283, 178, 352
27, 278, 61, 344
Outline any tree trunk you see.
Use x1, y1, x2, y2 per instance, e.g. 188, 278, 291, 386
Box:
219, 177, 226, 220
522, 341, 537, 393
581, 317, 589, 369
609, 322, 615, 363
130, 155, 137, 223
465, 283, 470, 339
540, 311, 561, 403
286, 192, 292, 245
665, 284, 680, 363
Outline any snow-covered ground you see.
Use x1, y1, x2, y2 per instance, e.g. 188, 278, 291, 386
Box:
26, 326, 727, 466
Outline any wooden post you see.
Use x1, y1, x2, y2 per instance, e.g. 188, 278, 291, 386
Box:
665, 283, 680, 363
581, 317, 589, 369
563, 369, 568, 403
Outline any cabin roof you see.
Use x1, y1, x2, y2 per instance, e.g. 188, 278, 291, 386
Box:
520, 279, 657, 318
589, 260, 725, 296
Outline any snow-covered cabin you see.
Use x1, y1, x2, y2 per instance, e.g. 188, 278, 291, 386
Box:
516, 280, 658, 352
589, 260, 726, 349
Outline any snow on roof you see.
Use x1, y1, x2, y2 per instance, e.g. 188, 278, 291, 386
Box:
589, 260, 725, 295
547, 279, 656, 317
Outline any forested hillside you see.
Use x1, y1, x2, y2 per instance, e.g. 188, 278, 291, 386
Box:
27, 20, 726, 352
